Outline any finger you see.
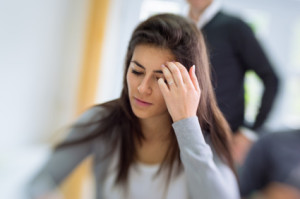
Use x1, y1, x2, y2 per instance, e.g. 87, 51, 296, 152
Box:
158, 78, 170, 96
161, 64, 176, 88
165, 62, 184, 87
189, 65, 200, 92
175, 62, 193, 85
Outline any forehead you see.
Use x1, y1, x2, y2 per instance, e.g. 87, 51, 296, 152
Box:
131, 45, 175, 70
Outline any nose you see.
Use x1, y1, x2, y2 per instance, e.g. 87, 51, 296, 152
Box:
138, 76, 152, 95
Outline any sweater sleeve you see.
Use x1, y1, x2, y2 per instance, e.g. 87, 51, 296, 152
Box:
172, 116, 240, 199
232, 19, 279, 130
27, 106, 104, 198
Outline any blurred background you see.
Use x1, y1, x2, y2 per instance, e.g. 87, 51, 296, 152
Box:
0, 0, 299, 198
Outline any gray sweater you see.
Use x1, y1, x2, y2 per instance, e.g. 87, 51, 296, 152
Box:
28, 106, 240, 199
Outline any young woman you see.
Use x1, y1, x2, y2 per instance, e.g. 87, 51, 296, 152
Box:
29, 13, 240, 199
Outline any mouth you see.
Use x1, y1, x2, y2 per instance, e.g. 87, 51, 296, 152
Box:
134, 97, 153, 106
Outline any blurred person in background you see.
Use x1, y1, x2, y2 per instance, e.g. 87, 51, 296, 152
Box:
27, 13, 240, 199
239, 129, 300, 199
186, 0, 279, 166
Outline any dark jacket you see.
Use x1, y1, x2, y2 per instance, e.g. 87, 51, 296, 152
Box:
202, 11, 279, 133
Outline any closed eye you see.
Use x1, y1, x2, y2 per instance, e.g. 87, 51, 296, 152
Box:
131, 69, 144, 75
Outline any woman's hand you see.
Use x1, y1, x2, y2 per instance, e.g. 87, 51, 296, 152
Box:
259, 182, 300, 199
158, 62, 201, 122
231, 130, 253, 166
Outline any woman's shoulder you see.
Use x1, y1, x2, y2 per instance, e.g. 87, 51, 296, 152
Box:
76, 99, 120, 124
63, 100, 120, 140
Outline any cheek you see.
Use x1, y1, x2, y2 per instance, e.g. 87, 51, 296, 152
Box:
154, 86, 166, 104
126, 71, 139, 94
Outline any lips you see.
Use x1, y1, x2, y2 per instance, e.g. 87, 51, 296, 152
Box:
134, 97, 152, 106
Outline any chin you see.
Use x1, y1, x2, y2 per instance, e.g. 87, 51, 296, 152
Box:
131, 108, 151, 119
132, 108, 169, 121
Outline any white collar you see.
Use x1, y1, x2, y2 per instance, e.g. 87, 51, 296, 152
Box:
191, 0, 222, 29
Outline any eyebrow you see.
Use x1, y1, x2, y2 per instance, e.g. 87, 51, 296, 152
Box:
131, 60, 163, 74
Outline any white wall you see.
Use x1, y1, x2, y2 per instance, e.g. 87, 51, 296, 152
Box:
0, 0, 90, 146
0, 0, 90, 198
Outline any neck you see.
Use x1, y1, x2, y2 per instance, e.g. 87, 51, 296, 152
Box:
139, 114, 172, 142
189, 8, 204, 22
188, 1, 213, 22
136, 114, 172, 164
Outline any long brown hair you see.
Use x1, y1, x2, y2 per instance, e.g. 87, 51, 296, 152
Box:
56, 13, 235, 185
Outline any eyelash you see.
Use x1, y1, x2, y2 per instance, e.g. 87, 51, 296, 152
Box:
131, 69, 144, 75
131, 69, 164, 81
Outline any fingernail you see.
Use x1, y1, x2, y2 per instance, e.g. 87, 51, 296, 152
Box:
192, 65, 195, 72
161, 64, 165, 68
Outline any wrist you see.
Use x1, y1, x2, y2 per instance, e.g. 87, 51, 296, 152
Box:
240, 127, 258, 142
172, 115, 196, 123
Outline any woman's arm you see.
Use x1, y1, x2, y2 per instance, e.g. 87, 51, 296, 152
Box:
159, 61, 240, 198
27, 106, 103, 198
173, 117, 240, 199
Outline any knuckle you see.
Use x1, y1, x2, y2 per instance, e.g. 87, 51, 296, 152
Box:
164, 73, 172, 79
172, 68, 180, 75
178, 67, 186, 73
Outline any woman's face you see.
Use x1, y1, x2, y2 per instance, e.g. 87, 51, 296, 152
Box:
126, 44, 175, 120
